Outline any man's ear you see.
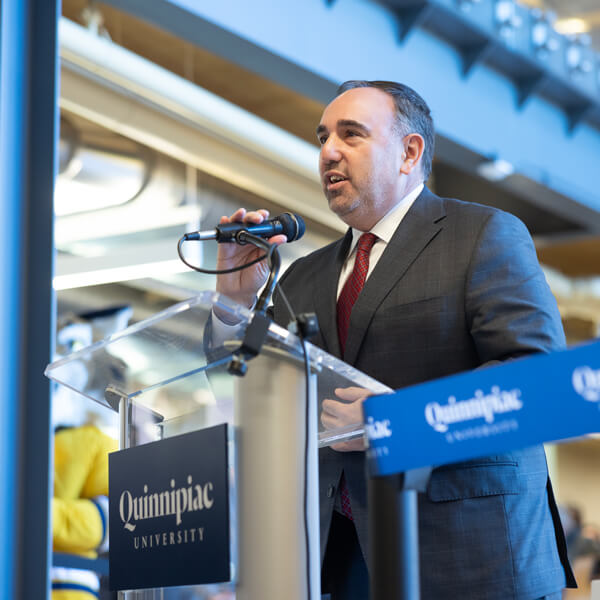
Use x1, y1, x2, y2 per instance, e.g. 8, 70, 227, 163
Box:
400, 133, 425, 175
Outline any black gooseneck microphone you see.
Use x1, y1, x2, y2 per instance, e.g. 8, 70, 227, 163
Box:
183, 212, 306, 243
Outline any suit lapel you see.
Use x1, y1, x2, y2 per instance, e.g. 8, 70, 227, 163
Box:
343, 189, 447, 366
313, 230, 353, 358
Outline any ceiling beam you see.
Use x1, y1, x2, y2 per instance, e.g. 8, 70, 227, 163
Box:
94, 0, 600, 221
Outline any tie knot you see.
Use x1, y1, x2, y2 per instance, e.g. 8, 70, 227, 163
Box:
357, 232, 377, 255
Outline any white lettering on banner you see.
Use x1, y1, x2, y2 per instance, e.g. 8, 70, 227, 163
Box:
119, 475, 215, 532
444, 419, 519, 444
367, 446, 390, 459
572, 366, 600, 402
424, 386, 523, 433
365, 417, 392, 440
133, 527, 205, 551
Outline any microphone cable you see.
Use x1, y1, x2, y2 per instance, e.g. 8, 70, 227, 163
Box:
178, 230, 278, 314
177, 235, 273, 275
276, 284, 314, 600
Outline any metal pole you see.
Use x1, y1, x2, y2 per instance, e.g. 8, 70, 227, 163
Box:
0, 1, 59, 598
117, 392, 130, 600
368, 477, 420, 600
397, 489, 420, 600
119, 395, 131, 450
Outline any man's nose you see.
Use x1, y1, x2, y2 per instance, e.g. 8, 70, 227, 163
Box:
320, 135, 342, 164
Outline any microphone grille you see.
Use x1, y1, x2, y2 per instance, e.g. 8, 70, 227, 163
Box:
279, 212, 306, 242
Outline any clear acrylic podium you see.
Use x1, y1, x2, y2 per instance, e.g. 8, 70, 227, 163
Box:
45, 291, 391, 600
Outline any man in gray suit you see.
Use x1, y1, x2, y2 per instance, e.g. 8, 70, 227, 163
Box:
216, 81, 575, 599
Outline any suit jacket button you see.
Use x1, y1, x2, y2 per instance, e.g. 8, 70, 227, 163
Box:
327, 484, 335, 498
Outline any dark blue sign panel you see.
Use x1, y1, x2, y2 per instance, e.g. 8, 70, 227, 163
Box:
109, 424, 230, 591
363, 340, 600, 477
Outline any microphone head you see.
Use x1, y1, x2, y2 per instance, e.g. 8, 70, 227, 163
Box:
279, 212, 306, 242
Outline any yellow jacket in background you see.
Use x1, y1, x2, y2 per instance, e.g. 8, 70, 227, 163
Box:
51, 425, 118, 599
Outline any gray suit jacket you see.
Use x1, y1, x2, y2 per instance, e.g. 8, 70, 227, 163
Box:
272, 188, 574, 599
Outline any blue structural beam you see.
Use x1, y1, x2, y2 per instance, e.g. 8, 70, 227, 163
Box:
384, 1, 600, 124
0, 0, 59, 598
99, 0, 600, 219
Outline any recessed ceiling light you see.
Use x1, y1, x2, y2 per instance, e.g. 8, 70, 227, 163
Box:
53, 259, 188, 290
554, 18, 590, 36
476, 159, 514, 182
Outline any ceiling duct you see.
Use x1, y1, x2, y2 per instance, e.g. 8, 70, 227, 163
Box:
57, 18, 339, 233
56, 114, 151, 217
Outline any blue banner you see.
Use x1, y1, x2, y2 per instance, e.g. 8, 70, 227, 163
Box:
109, 424, 230, 591
363, 340, 600, 477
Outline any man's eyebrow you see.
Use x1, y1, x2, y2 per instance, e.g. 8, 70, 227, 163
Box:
337, 119, 370, 133
316, 119, 371, 136
316, 124, 327, 136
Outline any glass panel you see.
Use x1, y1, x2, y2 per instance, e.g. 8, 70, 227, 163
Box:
45, 290, 391, 447
45, 292, 247, 414
117, 585, 235, 598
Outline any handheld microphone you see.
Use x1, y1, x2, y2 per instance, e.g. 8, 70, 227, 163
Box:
184, 212, 305, 244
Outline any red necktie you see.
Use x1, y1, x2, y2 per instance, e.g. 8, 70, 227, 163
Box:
335, 232, 377, 520
336, 232, 378, 356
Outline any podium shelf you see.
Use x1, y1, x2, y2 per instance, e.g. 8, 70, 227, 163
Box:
46, 291, 391, 446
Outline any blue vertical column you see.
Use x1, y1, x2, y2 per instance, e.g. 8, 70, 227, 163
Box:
0, 0, 59, 598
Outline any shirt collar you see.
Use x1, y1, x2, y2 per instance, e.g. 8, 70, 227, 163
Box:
348, 182, 424, 252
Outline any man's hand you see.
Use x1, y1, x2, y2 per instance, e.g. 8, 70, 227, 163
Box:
321, 387, 372, 452
215, 208, 287, 308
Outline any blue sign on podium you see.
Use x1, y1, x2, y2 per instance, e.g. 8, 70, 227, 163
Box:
109, 424, 231, 591
363, 340, 600, 477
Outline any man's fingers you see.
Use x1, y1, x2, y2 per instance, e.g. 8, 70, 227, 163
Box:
238, 209, 269, 223
331, 439, 366, 452
243, 210, 268, 224
227, 208, 246, 222
321, 398, 342, 417
334, 386, 371, 402
320, 410, 344, 432
321, 401, 339, 430
221, 208, 271, 225
321, 413, 334, 429
267, 234, 287, 246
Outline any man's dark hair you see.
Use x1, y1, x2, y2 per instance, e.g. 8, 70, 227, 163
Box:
337, 80, 435, 180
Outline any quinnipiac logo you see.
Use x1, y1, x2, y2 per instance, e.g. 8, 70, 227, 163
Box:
365, 416, 392, 441
116, 476, 216, 552
572, 366, 600, 402
425, 386, 523, 433
119, 475, 214, 530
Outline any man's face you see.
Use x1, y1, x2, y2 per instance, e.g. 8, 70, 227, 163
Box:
317, 87, 405, 231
